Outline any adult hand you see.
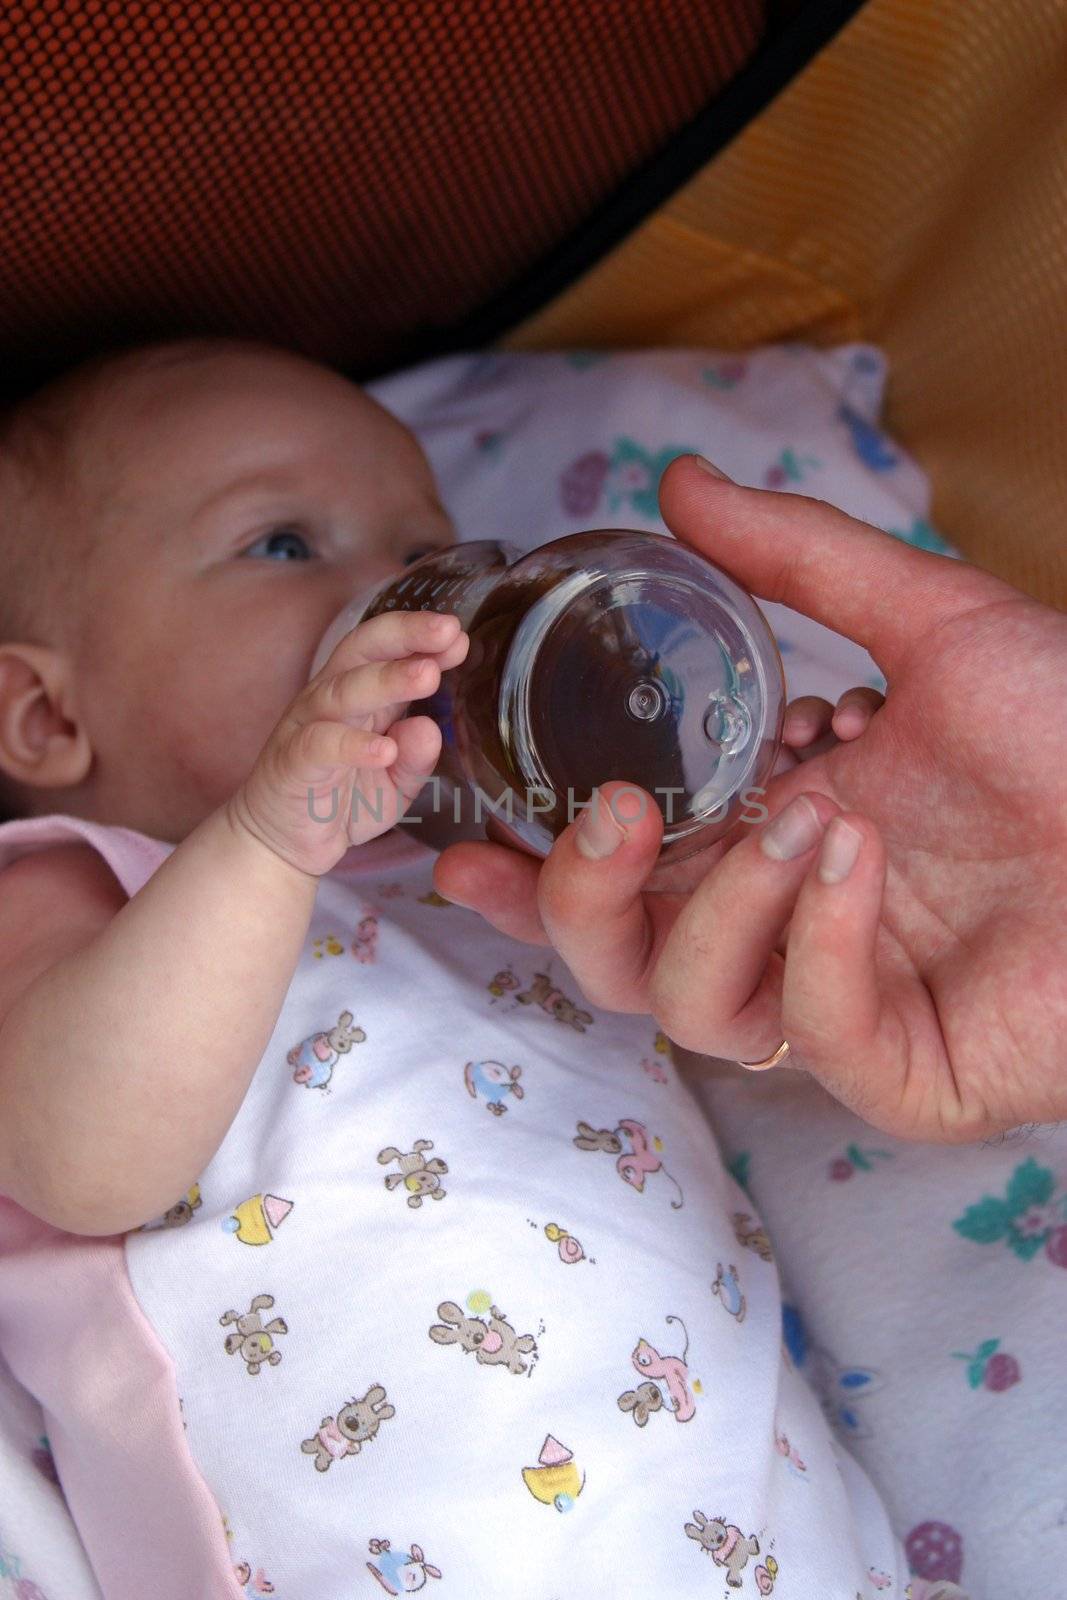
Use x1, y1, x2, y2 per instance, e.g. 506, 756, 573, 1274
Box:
434, 455, 1067, 1142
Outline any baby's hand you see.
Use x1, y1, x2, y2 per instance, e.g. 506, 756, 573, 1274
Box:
776, 687, 886, 768
228, 611, 469, 877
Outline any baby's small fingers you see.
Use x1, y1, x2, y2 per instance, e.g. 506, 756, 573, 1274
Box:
291, 720, 397, 778
312, 655, 442, 722
832, 686, 885, 740
783, 697, 835, 750
382, 715, 443, 807
320, 609, 463, 671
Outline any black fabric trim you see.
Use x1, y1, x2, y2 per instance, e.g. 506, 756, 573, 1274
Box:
366, 0, 870, 376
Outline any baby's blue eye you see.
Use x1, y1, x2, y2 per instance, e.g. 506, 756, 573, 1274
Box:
243, 527, 315, 561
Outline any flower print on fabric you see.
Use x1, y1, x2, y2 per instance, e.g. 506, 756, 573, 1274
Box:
904, 1521, 964, 1586
700, 358, 748, 390
827, 1142, 894, 1181
785, 1304, 882, 1440
837, 403, 899, 470
953, 1156, 1067, 1265
559, 437, 696, 519
950, 1338, 1021, 1392
764, 447, 822, 489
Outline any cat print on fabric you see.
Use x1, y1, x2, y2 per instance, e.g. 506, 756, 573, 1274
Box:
573, 1120, 685, 1209
300, 1385, 396, 1472
618, 1315, 696, 1425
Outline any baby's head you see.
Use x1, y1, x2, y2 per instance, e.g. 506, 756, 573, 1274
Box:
0, 340, 455, 841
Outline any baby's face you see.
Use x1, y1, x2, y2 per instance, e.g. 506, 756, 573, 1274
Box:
66, 349, 455, 840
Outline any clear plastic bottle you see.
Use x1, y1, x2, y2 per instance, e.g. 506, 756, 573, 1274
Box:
309, 530, 785, 866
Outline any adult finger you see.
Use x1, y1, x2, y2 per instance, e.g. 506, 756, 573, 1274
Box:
779, 813, 954, 1138
650, 791, 838, 1058
433, 835, 549, 943
533, 783, 669, 1013
658, 455, 1011, 679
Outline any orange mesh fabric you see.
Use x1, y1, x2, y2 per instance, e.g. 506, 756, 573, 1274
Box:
0, 0, 765, 395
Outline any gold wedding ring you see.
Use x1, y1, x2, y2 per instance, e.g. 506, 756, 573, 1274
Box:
738, 1040, 791, 1070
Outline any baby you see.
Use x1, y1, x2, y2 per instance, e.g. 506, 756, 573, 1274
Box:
0, 341, 936, 1598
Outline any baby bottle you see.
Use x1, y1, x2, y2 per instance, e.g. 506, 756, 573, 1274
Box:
309, 530, 785, 866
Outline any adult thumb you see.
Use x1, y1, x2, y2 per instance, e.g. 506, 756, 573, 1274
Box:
658, 454, 1010, 679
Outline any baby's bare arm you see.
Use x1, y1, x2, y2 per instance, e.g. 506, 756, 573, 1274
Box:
0, 609, 468, 1236
0, 807, 318, 1235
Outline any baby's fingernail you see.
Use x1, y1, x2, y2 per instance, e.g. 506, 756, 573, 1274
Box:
760, 795, 823, 861
691, 454, 734, 482
575, 794, 625, 860
833, 707, 867, 738
817, 818, 862, 884
784, 714, 818, 743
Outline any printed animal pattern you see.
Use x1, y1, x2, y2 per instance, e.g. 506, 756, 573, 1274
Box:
574, 1119, 685, 1209
712, 1263, 746, 1322
220, 1294, 288, 1375
684, 1511, 761, 1587
429, 1301, 538, 1376
464, 1058, 524, 1114
367, 1538, 441, 1594
300, 1385, 395, 1471
117, 841, 905, 1594
286, 1008, 365, 1090
378, 1140, 448, 1207
618, 1315, 697, 1426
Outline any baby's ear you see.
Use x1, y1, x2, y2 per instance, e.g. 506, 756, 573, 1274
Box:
0, 643, 92, 800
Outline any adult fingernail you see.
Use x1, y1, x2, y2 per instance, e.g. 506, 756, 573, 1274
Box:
691, 454, 734, 482
575, 793, 625, 860
818, 818, 862, 884
760, 795, 823, 861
